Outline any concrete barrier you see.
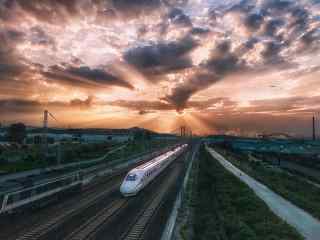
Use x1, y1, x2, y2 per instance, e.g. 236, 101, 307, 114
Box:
161, 144, 199, 240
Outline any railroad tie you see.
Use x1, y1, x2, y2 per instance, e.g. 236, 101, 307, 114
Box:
67, 199, 128, 240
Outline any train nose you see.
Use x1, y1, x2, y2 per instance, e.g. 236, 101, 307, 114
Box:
120, 182, 138, 196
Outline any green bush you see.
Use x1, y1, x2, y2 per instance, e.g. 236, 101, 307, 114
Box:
193, 146, 302, 240
215, 145, 320, 221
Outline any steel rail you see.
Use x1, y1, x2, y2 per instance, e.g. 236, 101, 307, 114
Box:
14, 183, 120, 240
64, 198, 129, 240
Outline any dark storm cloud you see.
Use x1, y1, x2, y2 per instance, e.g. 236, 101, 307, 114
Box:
165, 54, 243, 111
42, 65, 133, 90
112, 0, 160, 12
263, 0, 293, 11
0, 28, 29, 85
110, 100, 175, 111
244, 37, 259, 49
190, 27, 210, 35
0, 0, 178, 24
0, 96, 94, 114
124, 37, 196, 80
0, 27, 36, 97
165, 40, 246, 111
207, 54, 240, 75
206, 41, 245, 75
228, 0, 255, 13
168, 8, 192, 27
291, 7, 309, 27
235, 1, 313, 39
245, 13, 264, 30
157, 0, 320, 112
264, 19, 285, 37
0, 63, 26, 81
164, 73, 219, 111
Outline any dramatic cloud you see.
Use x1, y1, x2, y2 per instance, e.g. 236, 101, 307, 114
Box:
0, 96, 93, 114
0, 0, 320, 136
9, 0, 80, 23
42, 65, 133, 89
109, 99, 175, 111
124, 36, 196, 81
168, 8, 192, 27
245, 13, 264, 31
165, 40, 246, 110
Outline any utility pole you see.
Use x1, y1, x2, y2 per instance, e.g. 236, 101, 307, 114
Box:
313, 115, 316, 141
42, 110, 49, 162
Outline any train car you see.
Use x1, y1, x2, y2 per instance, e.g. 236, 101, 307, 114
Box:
0, 171, 82, 215
120, 144, 187, 197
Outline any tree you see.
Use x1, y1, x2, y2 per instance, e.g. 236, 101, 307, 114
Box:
7, 123, 26, 144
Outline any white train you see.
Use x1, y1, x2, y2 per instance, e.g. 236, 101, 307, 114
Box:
120, 144, 188, 197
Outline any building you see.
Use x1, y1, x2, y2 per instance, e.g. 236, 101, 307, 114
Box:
24, 128, 135, 145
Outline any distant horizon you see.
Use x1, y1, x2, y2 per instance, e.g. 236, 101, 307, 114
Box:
1, 121, 318, 140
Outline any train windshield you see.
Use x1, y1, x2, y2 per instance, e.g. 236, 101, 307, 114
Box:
126, 174, 137, 181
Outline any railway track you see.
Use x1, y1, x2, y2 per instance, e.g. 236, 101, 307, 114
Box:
14, 181, 121, 240
64, 198, 129, 240
4, 156, 150, 240
63, 153, 186, 240
5, 145, 190, 240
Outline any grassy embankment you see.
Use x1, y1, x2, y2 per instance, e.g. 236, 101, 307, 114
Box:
213, 145, 320, 221
193, 146, 303, 240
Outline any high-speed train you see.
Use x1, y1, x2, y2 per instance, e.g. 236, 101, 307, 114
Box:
120, 144, 188, 197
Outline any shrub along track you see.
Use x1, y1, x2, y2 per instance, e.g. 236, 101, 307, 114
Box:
1, 148, 174, 240
193, 145, 303, 240
213, 145, 320, 221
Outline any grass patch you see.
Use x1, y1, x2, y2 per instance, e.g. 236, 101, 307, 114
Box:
214, 145, 320, 221
193, 145, 303, 240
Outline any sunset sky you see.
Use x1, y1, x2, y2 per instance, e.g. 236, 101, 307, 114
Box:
1, 0, 320, 136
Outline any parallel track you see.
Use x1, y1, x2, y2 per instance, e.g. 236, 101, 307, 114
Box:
64, 198, 129, 240
15, 182, 121, 240
7, 145, 190, 240
5, 151, 160, 240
